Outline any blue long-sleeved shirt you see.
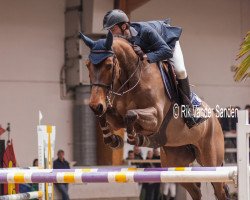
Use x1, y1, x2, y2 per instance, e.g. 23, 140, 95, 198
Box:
129, 20, 182, 63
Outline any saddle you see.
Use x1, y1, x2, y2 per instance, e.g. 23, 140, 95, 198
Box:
158, 61, 202, 107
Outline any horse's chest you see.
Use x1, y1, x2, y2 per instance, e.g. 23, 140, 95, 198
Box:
114, 99, 136, 116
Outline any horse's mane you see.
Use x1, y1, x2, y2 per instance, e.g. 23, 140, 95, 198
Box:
113, 36, 131, 47
112, 36, 136, 60
113, 35, 131, 42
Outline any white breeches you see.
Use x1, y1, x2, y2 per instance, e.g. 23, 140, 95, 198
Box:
163, 183, 176, 197
169, 41, 187, 79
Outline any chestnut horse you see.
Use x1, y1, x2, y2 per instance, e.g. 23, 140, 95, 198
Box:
80, 31, 228, 200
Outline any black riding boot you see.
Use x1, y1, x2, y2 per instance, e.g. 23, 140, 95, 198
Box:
178, 77, 206, 128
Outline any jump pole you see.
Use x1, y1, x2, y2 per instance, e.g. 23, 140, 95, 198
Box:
37, 112, 56, 200
0, 166, 239, 173
237, 110, 250, 200
0, 168, 237, 183
1, 111, 250, 199
0, 191, 43, 200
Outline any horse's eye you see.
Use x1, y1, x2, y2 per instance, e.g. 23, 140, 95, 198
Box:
106, 64, 113, 69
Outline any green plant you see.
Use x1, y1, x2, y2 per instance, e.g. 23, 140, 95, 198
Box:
234, 31, 250, 81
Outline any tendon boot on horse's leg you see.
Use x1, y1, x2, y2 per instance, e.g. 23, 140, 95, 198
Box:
98, 116, 124, 149
124, 110, 153, 146
126, 125, 151, 147
103, 134, 124, 149
178, 76, 206, 128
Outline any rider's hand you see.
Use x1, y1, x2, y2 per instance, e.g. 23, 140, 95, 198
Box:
142, 54, 148, 61
132, 45, 145, 60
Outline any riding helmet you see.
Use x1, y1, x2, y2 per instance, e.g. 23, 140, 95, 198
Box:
103, 9, 129, 30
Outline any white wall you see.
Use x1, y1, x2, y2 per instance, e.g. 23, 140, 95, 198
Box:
0, 0, 73, 167
0, 0, 249, 168
131, 0, 250, 109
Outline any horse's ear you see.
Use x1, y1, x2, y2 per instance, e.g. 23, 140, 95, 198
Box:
79, 32, 95, 49
105, 31, 113, 50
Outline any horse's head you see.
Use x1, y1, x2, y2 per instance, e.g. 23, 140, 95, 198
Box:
80, 31, 117, 116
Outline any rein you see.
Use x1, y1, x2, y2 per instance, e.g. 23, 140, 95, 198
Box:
111, 56, 141, 96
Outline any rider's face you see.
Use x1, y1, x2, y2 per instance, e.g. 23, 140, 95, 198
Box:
110, 25, 121, 35
110, 24, 131, 37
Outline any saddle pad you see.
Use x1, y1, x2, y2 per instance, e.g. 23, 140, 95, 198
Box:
158, 62, 176, 101
158, 62, 202, 108
190, 91, 202, 107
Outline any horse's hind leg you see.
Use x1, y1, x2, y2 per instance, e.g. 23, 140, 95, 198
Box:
196, 151, 228, 200
179, 183, 202, 200
195, 121, 228, 200
161, 146, 202, 200
211, 183, 230, 200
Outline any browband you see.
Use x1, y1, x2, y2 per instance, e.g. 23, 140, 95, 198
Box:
91, 49, 114, 54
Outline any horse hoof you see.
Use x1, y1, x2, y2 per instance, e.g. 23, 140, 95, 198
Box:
135, 135, 143, 146
135, 135, 151, 147
127, 138, 136, 145
115, 135, 124, 148
105, 135, 124, 149
124, 110, 138, 125
127, 135, 146, 147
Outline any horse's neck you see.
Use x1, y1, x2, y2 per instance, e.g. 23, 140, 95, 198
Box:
115, 54, 140, 91
111, 38, 143, 96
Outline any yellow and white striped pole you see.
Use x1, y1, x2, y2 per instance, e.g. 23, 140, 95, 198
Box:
0, 191, 43, 200
38, 112, 56, 200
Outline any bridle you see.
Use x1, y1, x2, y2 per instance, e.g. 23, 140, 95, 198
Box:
90, 49, 117, 91
89, 49, 142, 108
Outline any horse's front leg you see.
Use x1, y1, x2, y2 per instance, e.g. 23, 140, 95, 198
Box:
98, 114, 124, 149
124, 107, 160, 146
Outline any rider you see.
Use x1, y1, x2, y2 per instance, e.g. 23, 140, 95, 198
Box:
103, 9, 205, 129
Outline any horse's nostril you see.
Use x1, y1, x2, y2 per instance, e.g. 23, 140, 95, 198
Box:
89, 103, 104, 115
96, 104, 104, 114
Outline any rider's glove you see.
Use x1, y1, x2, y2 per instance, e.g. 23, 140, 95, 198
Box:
132, 45, 145, 60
